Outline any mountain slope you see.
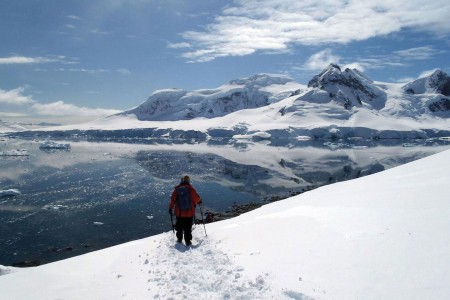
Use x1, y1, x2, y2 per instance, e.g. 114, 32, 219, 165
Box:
120, 74, 304, 121
1, 146, 449, 299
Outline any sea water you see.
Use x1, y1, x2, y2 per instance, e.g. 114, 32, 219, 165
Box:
1, 137, 449, 265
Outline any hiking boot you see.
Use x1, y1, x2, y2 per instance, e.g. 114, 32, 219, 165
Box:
186, 240, 192, 246
177, 239, 182, 243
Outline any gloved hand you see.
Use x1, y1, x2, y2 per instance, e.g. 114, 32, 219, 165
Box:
168, 208, 172, 215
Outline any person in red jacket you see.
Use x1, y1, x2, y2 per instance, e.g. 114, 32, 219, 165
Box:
169, 175, 202, 245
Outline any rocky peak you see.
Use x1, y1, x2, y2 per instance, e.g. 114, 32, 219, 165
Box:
428, 70, 450, 96
308, 64, 342, 88
306, 64, 382, 109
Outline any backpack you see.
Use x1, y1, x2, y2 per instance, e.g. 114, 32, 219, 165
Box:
176, 186, 191, 211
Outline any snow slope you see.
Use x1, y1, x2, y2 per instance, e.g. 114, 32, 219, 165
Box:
120, 74, 303, 121
1, 148, 449, 299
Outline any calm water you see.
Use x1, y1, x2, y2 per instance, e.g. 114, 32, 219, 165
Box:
1, 137, 449, 265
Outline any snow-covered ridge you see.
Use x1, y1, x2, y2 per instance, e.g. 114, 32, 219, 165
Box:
102, 65, 450, 127
402, 70, 450, 96
119, 73, 304, 121
121, 65, 450, 123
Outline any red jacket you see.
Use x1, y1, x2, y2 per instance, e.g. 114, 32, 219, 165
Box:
169, 183, 201, 217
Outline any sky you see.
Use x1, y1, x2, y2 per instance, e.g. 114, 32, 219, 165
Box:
1, 0, 449, 125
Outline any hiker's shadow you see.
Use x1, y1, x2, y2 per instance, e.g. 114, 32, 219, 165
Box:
174, 240, 204, 252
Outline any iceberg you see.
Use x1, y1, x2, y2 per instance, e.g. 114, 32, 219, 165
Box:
39, 141, 71, 150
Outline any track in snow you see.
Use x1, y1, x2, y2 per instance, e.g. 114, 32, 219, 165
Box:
141, 231, 271, 299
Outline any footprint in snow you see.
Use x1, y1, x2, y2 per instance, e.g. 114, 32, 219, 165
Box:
143, 232, 272, 299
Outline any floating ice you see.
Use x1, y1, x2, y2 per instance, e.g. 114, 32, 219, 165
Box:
39, 141, 71, 150
0, 189, 21, 197
42, 204, 69, 211
0, 149, 29, 156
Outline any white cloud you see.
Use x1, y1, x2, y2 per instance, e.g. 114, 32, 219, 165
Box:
342, 62, 366, 72
68, 15, 82, 21
394, 46, 442, 60
0, 56, 58, 65
418, 68, 440, 78
301, 45, 443, 74
90, 28, 110, 35
55, 68, 131, 75
30, 101, 121, 117
167, 42, 191, 49
304, 49, 341, 71
116, 68, 131, 75
0, 87, 34, 105
395, 76, 415, 83
0, 111, 28, 118
178, 0, 450, 62
0, 86, 120, 123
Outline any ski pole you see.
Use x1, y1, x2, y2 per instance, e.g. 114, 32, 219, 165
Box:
169, 211, 175, 234
199, 203, 207, 237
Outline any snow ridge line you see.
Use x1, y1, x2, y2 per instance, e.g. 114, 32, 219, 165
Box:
143, 232, 271, 299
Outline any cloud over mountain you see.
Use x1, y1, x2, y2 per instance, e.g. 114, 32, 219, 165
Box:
178, 0, 450, 62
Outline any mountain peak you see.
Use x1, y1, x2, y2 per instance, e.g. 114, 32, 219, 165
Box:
403, 69, 450, 96
305, 64, 383, 109
308, 64, 343, 88
327, 63, 342, 71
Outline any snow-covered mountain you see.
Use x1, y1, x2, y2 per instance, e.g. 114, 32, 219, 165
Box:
402, 69, 450, 96
304, 63, 386, 110
401, 69, 450, 114
7, 65, 450, 140
120, 65, 450, 122
120, 74, 304, 121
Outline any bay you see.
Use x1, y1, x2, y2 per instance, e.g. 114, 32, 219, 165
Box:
1, 137, 449, 265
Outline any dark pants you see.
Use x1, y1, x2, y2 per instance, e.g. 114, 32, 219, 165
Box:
175, 217, 193, 242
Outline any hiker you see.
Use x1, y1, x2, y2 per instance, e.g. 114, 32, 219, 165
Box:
169, 175, 202, 245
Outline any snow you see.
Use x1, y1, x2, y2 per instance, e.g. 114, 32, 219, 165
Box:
118, 74, 302, 122
0, 266, 18, 276
1, 147, 449, 299
402, 70, 450, 96
0, 149, 29, 156
39, 140, 71, 150
0, 189, 21, 197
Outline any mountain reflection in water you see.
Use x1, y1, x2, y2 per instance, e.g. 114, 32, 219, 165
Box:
1, 138, 449, 265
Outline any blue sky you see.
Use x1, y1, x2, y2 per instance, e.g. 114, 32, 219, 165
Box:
1, 0, 449, 124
